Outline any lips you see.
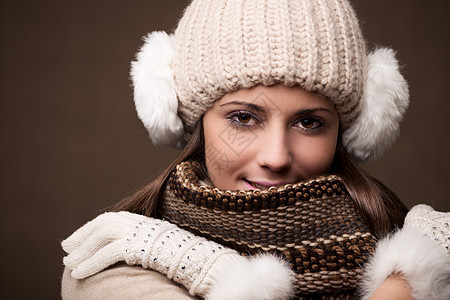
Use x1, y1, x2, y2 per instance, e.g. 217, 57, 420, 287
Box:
242, 178, 287, 190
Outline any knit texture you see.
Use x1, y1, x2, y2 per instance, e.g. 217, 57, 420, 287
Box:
172, 0, 367, 132
120, 215, 244, 297
404, 204, 449, 257
158, 160, 377, 299
62, 211, 245, 297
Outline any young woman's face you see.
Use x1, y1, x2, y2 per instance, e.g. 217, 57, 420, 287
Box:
202, 85, 339, 190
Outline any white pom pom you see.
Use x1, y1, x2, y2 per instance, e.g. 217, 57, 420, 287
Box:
131, 31, 187, 148
206, 254, 296, 300
343, 48, 409, 162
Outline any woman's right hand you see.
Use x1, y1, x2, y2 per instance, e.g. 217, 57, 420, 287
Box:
62, 211, 158, 278
62, 211, 240, 294
62, 211, 296, 300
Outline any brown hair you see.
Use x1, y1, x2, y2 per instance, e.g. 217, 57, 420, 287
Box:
110, 122, 205, 217
331, 140, 408, 237
111, 121, 407, 238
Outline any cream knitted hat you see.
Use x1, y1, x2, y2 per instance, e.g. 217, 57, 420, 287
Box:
131, 0, 409, 162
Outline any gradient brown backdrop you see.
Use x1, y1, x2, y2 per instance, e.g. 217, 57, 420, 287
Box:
1, 1, 449, 299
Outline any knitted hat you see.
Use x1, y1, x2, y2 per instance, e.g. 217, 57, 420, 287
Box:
131, 0, 409, 162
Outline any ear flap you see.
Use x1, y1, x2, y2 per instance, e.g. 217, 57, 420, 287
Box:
343, 48, 410, 162
130, 31, 187, 148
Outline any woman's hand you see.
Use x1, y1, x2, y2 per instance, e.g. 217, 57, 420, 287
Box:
62, 211, 238, 292
62, 211, 296, 300
369, 274, 413, 300
62, 211, 183, 278
360, 205, 450, 300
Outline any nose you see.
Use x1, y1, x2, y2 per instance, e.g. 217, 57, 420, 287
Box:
256, 126, 292, 172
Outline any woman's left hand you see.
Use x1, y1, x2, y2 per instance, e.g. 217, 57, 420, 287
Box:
360, 205, 450, 300
368, 274, 413, 300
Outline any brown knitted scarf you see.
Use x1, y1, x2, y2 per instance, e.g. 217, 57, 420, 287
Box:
158, 161, 376, 299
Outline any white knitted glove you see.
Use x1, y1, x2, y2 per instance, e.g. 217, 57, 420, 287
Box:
62, 211, 295, 300
404, 204, 449, 255
360, 205, 450, 300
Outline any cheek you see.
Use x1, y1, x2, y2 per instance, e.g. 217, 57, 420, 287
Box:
292, 134, 338, 176
203, 122, 257, 187
203, 122, 244, 184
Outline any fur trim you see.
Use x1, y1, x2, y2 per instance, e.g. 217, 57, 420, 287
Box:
206, 254, 296, 300
343, 47, 409, 162
130, 31, 187, 148
359, 227, 450, 300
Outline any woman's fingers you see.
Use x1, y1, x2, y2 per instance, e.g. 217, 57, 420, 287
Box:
62, 211, 151, 253
70, 240, 127, 279
62, 212, 124, 252
62, 212, 167, 279
63, 221, 132, 269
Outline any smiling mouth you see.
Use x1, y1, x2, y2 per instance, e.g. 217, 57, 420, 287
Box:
242, 178, 286, 190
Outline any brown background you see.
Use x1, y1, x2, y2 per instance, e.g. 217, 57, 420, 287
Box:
1, 1, 449, 299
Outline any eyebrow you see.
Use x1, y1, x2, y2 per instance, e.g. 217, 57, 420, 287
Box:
219, 101, 265, 112
220, 100, 335, 116
294, 108, 336, 116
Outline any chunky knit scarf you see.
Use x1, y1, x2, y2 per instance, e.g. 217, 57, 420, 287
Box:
158, 161, 376, 299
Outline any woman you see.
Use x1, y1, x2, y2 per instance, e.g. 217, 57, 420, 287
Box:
62, 0, 450, 299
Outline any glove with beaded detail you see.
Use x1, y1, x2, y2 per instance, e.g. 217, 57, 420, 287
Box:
404, 204, 449, 256
62, 211, 295, 299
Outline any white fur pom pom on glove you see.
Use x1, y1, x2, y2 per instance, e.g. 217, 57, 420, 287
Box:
62, 212, 295, 300
360, 205, 450, 300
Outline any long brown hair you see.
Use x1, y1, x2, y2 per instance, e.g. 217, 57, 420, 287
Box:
331, 140, 408, 237
111, 122, 205, 216
111, 121, 407, 238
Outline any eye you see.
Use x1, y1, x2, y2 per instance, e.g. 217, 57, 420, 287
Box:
295, 117, 324, 131
237, 113, 252, 123
226, 111, 260, 128
299, 118, 315, 128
